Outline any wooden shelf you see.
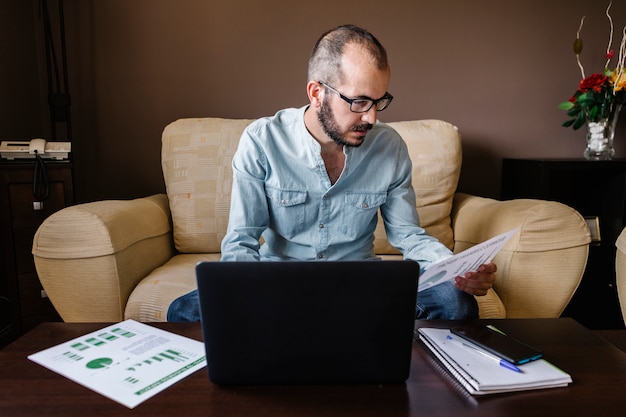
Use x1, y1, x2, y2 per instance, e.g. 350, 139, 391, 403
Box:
0, 161, 73, 346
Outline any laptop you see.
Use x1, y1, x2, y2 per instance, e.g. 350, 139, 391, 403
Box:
195, 260, 419, 385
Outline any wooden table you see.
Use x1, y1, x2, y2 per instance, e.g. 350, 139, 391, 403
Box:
2, 318, 626, 416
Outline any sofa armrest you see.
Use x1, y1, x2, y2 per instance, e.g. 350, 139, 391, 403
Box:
451, 193, 591, 318
615, 228, 626, 323
32, 194, 175, 322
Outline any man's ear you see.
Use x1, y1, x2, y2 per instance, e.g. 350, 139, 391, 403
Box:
307, 81, 323, 108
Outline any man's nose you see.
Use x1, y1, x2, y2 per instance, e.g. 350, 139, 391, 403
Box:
361, 106, 377, 124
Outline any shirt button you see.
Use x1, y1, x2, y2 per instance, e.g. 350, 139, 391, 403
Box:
323, 194, 328, 199
319, 223, 324, 228
318, 253, 324, 259
280, 199, 286, 205
362, 203, 369, 209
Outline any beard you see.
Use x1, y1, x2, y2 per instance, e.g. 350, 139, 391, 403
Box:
317, 97, 373, 148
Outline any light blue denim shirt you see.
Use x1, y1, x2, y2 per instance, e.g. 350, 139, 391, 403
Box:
220, 106, 453, 273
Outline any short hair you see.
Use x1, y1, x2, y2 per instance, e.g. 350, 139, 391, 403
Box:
308, 24, 388, 86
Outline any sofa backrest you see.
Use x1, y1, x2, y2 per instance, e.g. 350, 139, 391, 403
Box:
161, 117, 461, 254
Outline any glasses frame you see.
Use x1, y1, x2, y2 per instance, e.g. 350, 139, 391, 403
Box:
318, 81, 393, 113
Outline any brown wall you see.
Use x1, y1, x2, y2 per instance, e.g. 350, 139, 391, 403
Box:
1, 1, 42, 139
4, 0, 626, 202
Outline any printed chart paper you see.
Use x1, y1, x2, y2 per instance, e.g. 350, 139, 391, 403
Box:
28, 320, 207, 409
418, 228, 519, 292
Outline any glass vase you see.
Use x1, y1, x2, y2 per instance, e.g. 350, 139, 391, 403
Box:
584, 104, 622, 160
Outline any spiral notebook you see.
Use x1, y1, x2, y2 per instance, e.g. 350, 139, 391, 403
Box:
417, 327, 572, 395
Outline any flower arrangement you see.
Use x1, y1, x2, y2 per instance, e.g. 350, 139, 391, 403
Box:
558, 1, 626, 130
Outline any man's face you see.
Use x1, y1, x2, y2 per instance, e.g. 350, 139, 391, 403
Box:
317, 94, 373, 148
315, 44, 391, 147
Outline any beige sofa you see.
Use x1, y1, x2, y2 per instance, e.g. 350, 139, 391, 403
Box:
615, 228, 626, 321
32, 118, 592, 322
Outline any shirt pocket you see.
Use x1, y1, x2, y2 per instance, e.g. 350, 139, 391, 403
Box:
265, 186, 308, 239
342, 192, 387, 239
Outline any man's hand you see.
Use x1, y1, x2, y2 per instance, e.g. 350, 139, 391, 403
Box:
454, 262, 497, 296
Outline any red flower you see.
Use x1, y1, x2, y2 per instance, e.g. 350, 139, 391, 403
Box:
579, 73, 608, 92
607, 50, 615, 60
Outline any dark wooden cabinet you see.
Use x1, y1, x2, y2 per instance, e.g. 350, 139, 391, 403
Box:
501, 158, 626, 330
0, 161, 73, 347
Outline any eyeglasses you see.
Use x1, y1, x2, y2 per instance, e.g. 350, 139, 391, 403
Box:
318, 81, 393, 113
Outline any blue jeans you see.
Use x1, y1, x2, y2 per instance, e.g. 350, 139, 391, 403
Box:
414, 280, 478, 320
167, 280, 478, 322
167, 290, 202, 322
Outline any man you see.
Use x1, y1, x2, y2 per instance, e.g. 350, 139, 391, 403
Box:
167, 24, 496, 321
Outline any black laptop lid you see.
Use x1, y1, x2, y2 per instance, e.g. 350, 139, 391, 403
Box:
196, 260, 419, 385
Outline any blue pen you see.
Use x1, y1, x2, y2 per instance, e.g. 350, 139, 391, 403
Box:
446, 335, 522, 373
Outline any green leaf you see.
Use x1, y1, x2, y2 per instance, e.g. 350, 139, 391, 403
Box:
563, 119, 575, 127
559, 101, 575, 110
572, 112, 586, 130
567, 108, 580, 117
577, 98, 596, 108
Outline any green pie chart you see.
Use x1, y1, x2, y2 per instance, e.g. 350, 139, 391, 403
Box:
86, 357, 113, 369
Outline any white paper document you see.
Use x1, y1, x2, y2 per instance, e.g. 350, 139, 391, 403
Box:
418, 228, 519, 292
28, 320, 207, 409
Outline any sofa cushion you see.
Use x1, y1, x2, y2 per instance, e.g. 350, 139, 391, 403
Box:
162, 118, 254, 253
382, 120, 461, 252
162, 118, 461, 254
125, 253, 220, 321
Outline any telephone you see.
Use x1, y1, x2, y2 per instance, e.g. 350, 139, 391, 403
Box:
0, 139, 71, 160
29, 138, 47, 155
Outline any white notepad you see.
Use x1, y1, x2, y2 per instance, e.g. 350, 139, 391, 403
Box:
417, 327, 572, 395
